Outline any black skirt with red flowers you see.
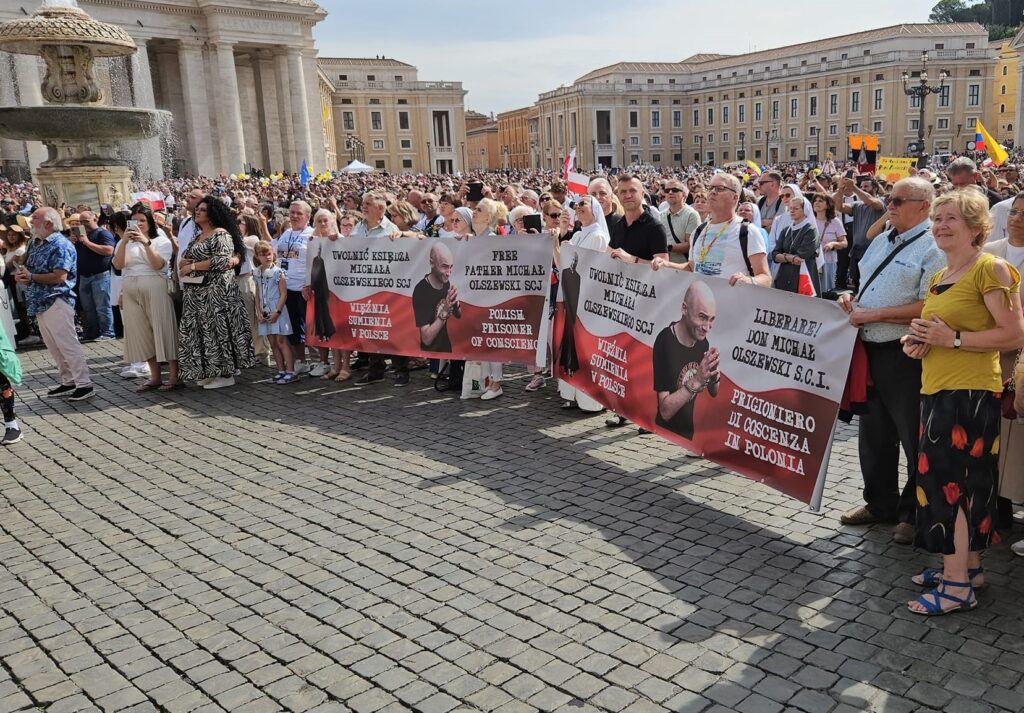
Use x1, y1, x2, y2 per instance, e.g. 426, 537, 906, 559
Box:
915, 389, 1002, 555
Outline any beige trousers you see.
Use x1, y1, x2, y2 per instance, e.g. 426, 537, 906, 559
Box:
36, 298, 91, 387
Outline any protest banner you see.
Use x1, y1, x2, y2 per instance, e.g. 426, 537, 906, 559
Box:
305, 235, 551, 363
875, 156, 916, 182
553, 246, 858, 508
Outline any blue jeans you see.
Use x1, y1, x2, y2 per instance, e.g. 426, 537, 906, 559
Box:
79, 272, 114, 339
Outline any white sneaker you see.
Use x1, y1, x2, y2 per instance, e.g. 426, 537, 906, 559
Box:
1012, 539, 1024, 557
480, 386, 503, 401
294, 361, 310, 376
310, 362, 330, 377
203, 376, 235, 390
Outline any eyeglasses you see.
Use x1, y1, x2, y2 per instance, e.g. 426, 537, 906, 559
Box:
708, 185, 737, 194
757, 180, 777, 186
1009, 209, 1024, 217
664, 188, 683, 194
546, 213, 562, 219
420, 199, 435, 204
780, 193, 794, 199
889, 197, 925, 208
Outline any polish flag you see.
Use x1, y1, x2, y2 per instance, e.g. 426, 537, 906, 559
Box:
562, 147, 576, 179
567, 171, 590, 196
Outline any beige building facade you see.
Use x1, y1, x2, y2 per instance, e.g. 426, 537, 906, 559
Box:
467, 119, 500, 171
533, 23, 996, 170
320, 57, 468, 174
496, 107, 532, 169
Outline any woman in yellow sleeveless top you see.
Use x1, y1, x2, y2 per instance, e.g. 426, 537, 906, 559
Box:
901, 188, 1024, 615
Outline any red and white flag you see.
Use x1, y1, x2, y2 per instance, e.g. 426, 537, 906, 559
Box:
562, 147, 576, 179
566, 171, 589, 196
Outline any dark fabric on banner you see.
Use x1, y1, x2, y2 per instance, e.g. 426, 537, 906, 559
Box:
310, 255, 335, 340
652, 324, 709, 440
558, 262, 582, 375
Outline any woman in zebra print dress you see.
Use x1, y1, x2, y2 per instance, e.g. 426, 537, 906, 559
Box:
177, 196, 255, 389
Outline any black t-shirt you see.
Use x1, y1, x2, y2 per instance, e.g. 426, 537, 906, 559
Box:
609, 208, 669, 262
412, 276, 452, 352
77, 227, 116, 276
652, 324, 709, 440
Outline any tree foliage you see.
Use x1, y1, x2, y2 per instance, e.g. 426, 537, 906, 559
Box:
929, 0, 1024, 39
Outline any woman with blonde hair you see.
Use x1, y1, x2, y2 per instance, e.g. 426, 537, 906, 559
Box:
588, 177, 623, 236
902, 188, 1024, 614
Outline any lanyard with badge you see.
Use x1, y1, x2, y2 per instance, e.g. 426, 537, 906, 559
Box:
280, 230, 301, 272
698, 221, 732, 263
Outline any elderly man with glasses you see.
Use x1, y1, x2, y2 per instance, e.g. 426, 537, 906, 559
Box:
660, 179, 701, 264
414, 193, 443, 237
836, 177, 946, 545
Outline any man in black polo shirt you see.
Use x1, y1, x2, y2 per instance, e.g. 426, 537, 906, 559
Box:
608, 175, 669, 265
74, 210, 116, 341
607, 175, 669, 429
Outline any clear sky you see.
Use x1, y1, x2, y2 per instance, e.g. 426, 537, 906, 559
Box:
313, 0, 942, 115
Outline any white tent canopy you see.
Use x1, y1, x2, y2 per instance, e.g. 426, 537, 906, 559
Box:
342, 160, 374, 173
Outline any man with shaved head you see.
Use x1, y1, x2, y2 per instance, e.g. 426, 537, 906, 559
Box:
652, 280, 719, 440
413, 242, 461, 353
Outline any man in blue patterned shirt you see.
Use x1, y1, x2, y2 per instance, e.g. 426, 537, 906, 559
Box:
14, 207, 95, 401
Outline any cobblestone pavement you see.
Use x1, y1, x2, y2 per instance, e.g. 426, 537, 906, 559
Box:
2, 341, 1024, 713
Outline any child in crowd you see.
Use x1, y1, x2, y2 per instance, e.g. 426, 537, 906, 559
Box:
0, 315, 23, 444
253, 241, 295, 384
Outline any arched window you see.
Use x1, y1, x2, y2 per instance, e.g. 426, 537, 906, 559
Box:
1001, 104, 1006, 113
1009, 124, 1015, 132
1001, 84, 1007, 95
1002, 65, 1008, 76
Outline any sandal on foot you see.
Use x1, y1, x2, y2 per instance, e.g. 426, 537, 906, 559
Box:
912, 567, 986, 590
158, 382, 186, 392
136, 382, 163, 392
334, 369, 352, 383
908, 580, 977, 616
321, 370, 341, 380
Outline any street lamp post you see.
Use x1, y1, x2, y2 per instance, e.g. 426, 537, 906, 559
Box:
620, 139, 625, 168
902, 52, 946, 168
812, 127, 820, 165
698, 134, 703, 165
738, 132, 745, 162
426, 141, 431, 173
460, 141, 466, 172
675, 135, 683, 169
592, 139, 597, 171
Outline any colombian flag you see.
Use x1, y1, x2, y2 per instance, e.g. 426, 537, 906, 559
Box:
975, 120, 1008, 166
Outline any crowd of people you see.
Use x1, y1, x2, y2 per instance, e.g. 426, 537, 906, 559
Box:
2, 153, 1024, 618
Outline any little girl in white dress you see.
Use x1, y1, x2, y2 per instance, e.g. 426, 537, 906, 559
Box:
253, 242, 296, 383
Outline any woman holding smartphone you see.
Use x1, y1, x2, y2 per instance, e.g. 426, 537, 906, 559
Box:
112, 206, 182, 391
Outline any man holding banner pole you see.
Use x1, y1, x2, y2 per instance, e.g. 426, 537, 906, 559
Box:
836, 177, 945, 544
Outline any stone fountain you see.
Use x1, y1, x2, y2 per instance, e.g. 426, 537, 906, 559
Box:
0, 0, 171, 208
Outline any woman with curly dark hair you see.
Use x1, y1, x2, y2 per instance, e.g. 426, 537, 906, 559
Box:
176, 196, 255, 389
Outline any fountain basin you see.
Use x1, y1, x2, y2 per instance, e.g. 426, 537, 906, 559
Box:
0, 105, 171, 142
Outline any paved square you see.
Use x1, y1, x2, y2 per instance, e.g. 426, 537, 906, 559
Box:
2, 342, 1024, 713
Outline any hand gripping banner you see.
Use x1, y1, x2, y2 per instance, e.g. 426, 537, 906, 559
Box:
553, 245, 858, 507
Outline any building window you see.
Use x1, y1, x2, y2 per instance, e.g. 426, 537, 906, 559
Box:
397, 99, 407, 105
873, 88, 883, 111
342, 111, 354, 131
722, 132, 729, 142
629, 136, 639, 146
375, 160, 385, 169
872, 121, 882, 132
937, 118, 949, 129
809, 96, 817, 117
848, 122, 859, 133
790, 98, 798, 118
651, 99, 660, 105
909, 93, 921, 108
829, 94, 838, 114
629, 111, 638, 128
828, 124, 837, 135
652, 136, 661, 145
722, 106, 729, 124
968, 117, 977, 128
340, 98, 352, 104
850, 91, 860, 113
707, 107, 714, 125
367, 74, 375, 81
652, 153, 661, 162
402, 159, 412, 169
790, 148, 797, 157
651, 110, 660, 128
672, 110, 681, 128
755, 102, 762, 122
789, 127, 797, 138
939, 85, 950, 107
968, 84, 980, 106
338, 74, 347, 81
629, 99, 638, 105
692, 108, 699, 127
400, 139, 412, 149
1001, 103, 1006, 113
969, 69, 981, 76
754, 129, 762, 140
707, 133, 714, 144
394, 75, 403, 81
910, 119, 920, 130
967, 42, 975, 49
372, 139, 385, 150
738, 105, 745, 123
369, 98, 381, 105
1001, 84, 1007, 95
771, 100, 779, 120
625, 78, 632, 84
647, 78, 654, 84
371, 112, 382, 130
398, 111, 409, 130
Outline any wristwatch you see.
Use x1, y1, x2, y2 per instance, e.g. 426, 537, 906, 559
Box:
953, 331, 962, 349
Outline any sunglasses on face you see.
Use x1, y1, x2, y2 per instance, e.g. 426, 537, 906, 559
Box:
889, 197, 924, 208
546, 213, 562, 219
664, 188, 683, 194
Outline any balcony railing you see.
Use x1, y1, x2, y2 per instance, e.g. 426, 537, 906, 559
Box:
331, 80, 464, 92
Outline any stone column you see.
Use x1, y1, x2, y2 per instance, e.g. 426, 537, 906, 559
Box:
177, 41, 215, 176
0, 54, 27, 177
130, 40, 163, 180
302, 49, 326, 170
155, 48, 187, 177
212, 41, 247, 175
286, 48, 312, 171
274, 52, 296, 172
253, 50, 284, 172
13, 54, 48, 171
235, 55, 264, 171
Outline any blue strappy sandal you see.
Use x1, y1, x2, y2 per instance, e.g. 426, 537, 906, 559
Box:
909, 580, 978, 616
912, 567, 986, 590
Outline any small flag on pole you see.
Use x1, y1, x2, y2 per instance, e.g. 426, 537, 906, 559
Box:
566, 171, 589, 196
299, 160, 311, 186
562, 148, 576, 179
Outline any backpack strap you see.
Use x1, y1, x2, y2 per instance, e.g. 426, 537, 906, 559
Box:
738, 222, 754, 276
